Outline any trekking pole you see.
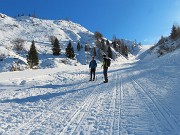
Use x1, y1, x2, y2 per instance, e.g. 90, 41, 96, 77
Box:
89, 68, 91, 81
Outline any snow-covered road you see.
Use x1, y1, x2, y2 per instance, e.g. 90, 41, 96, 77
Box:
0, 51, 180, 135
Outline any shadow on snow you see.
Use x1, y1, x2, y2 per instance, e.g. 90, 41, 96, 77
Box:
0, 82, 99, 104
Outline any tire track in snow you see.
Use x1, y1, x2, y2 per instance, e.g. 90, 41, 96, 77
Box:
132, 78, 180, 134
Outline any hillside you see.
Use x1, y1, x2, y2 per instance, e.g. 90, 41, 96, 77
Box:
0, 13, 142, 72
138, 36, 180, 61
0, 13, 96, 72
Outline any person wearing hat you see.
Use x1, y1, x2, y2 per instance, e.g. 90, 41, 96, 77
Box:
89, 56, 97, 81
102, 54, 108, 83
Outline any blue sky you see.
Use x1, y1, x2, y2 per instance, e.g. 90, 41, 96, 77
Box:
1, 0, 180, 45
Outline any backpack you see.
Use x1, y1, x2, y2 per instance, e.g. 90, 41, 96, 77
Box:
105, 58, 111, 67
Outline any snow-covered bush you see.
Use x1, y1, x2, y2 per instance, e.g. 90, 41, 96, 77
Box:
12, 38, 25, 51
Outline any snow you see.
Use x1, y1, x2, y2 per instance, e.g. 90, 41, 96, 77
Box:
0, 13, 142, 72
0, 47, 180, 134
1, 13, 180, 135
0, 13, 95, 72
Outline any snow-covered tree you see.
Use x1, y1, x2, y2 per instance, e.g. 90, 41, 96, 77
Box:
49, 36, 57, 45
12, 38, 25, 51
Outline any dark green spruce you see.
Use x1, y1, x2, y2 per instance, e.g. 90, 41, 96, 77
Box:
27, 40, 39, 68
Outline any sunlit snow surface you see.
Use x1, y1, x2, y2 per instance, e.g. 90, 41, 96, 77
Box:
0, 47, 180, 134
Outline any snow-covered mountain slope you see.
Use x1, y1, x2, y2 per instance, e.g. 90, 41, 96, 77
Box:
143, 47, 180, 67
138, 37, 180, 61
136, 45, 152, 57
0, 13, 96, 72
0, 14, 93, 43
122, 39, 142, 55
0, 13, 136, 72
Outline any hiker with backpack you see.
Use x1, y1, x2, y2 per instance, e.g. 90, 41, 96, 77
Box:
102, 54, 110, 83
89, 56, 97, 81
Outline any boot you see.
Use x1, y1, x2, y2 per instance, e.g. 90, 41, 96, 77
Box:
104, 79, 108, 83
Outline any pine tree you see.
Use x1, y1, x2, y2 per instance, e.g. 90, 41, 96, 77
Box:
85, 44, 89, 52
107, 46, 112, 59
77, 42, 81, 51
106, 40, 110, 46
121, 45, 128, 56
157, 36, 166, 45
95, 40, 101, 49
94, 31, 103, 41
93, 47, 96, 56
52, 38, 60, 55
112, 41, 117, 50
170, 25, 178, 40
177, 26, 180, 38
100, 39, 105, 51
66, 41, 75, 59
27, 40, 39, 68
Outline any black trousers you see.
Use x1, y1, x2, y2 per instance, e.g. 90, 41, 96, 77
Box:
103, 68, 108, 81
90, 68, 96, 80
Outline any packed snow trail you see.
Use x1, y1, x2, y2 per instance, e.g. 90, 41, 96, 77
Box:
0, 57, 180, 135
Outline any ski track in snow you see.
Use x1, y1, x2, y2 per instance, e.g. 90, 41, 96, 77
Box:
0, 58, 180, 135
3, 79, 90, 134
132, 78, 180, 134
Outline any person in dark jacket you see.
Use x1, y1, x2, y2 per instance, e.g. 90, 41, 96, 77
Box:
102, 54, 108, 83
89, 56, 97, 81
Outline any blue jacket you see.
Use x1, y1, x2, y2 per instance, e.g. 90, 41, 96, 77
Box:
89, 60, 97, 69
